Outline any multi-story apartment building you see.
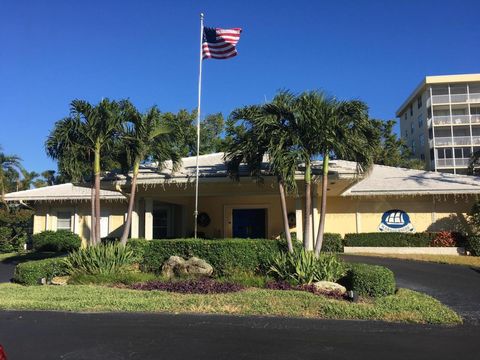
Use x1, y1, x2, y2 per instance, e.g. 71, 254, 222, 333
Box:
397, 74, 480, 174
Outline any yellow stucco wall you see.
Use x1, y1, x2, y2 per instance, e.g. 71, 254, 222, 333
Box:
29, 186, 477, 241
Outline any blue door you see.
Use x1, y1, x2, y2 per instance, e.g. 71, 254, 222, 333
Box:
232, 209, 266, 238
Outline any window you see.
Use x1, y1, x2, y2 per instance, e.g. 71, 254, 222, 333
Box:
57, 212, 72, 231
427, 107, 432, 118
419, 134, 425, 147
404, 112, 407, 121
420, 153, 425, 161
410, 122, 414, 134
410, 105, 413, 116
411, 140, 416, 154
405, 130, 408, 138
418, 114, 423, 128
417, 96, 422, 109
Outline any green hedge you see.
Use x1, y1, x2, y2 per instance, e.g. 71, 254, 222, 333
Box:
344, 233, 438, 247
132, 238, 289, 276
13, 257, 68, 285
466, 236, 480, 256
321, 233, 343, 252
32, 230, 81, 252
342, 263, 396, 297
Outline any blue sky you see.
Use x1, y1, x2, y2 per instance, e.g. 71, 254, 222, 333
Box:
1, 0, 479, 173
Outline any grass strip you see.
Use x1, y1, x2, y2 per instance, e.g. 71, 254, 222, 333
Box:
0, 284, 461, 325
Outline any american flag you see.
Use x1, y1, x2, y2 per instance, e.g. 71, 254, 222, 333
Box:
202, 27, 242, 60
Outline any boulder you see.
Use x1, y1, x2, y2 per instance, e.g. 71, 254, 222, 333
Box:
184, 257, 213, 277
161, 256, 214, 278
161, 256, 186, 278
50, 276, 70, 286
312, 281, 347, 295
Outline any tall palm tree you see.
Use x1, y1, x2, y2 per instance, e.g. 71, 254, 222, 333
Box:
118, 104, 181, 246
226, 96, 301, 253
18, 169, 39, 191
309, 97, 377, 256
46, 99, 124, 245
0, 147, 23, 209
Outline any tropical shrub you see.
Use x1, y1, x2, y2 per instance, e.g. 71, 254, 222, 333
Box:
63, 243, 134, 275
138, 238, 288, 275
430, 231, 456, 247
342, 263, 396, 297
344, 232, 465, 247
129, 278, 244, 294
268, 248, 346, 285
0, 208, 33, 252
13, 257, 67, 285
32, 230, 81, 252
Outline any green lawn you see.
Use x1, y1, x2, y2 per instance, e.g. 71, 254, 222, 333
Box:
0, 284, 461, 325
0, 251, 65, 264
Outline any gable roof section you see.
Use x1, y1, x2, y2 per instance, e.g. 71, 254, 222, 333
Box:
4, 183, 125, 202
341, 163, 480, 196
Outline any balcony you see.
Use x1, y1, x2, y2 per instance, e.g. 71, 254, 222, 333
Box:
436, 158, 470, 168
431, 93, 480, 105
434, 136, 480, 146
431, 114, 480, 126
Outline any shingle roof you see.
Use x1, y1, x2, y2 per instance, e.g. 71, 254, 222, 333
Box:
4, 183, 125, 201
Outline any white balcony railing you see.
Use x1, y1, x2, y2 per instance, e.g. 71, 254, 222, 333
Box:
432, 115, 477, 126
431, 93, 480, 105
434, 136, 480, 146
436, 158, 470, 168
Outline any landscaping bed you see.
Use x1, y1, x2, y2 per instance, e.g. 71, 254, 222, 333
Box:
0, 283, 461, 324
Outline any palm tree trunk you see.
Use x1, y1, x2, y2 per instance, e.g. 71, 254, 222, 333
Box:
94, 145, 101, 245
278, 180, 293, 253
314, 154, 329, 256
303, 159, 312, 250
119, 162, 139, 246
90, 183, 96, 246
0, 169, 6, 210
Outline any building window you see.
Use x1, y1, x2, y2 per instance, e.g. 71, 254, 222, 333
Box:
405, 130, 408, 138
419, 134, 425, 147
410, 122, 414, 134
404, 112, 407, 121
418, 114, 423, 128
417, 96, 422, 108
420, 153, 425, 161
410, 105, 413, 116
57, 211, 72, 231
411, 140, 416, 155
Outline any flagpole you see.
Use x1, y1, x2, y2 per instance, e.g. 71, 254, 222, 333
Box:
194, 12, 204, 239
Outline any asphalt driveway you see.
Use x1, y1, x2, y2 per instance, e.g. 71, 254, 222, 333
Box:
0, 262, 14, 283
343, 255, 480, 323
0, 311, 478, 360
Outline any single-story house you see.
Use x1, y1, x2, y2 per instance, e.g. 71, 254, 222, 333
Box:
5, 152, 480, 248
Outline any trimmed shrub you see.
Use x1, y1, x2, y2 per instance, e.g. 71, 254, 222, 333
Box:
126, 238, 149, 264
32, 230, 81, 252
321, 233, 344, 252
344, 232, 465, 247
342, 263, 396, 297
268, 248, 346, 285
0, 226, 14, 253
139, 238, 289, 276
129, 278, 244, 294
13, 257, 67, 285
466, 236, 480, 256
64, 243, 134, 275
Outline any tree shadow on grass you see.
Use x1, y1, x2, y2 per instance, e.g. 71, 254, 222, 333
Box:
1, 252, 67, 265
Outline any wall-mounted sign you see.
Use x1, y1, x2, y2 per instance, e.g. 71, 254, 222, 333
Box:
378, 209, 415, 233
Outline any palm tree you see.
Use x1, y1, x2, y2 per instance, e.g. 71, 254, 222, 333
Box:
46, 99, 124, 245
308, 96, 377, 256
18, 169, 39, 191
226, 96, 301, 253
118, 104, 181, 246
0, 147, 23, 209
